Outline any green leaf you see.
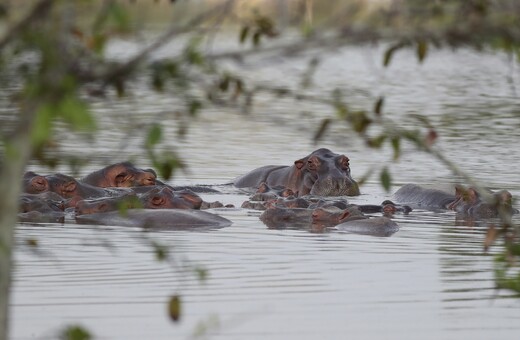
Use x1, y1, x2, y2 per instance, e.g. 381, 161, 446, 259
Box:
114, 79, 125, 97
374, 97, 384, 115
31, 104, 54, 147
383, 42, 406, 67
146, 124, 163, 148
152, 241, 169, 261
417, 40, 428, 63
380, 167, 391, 192
391, 137, 400, 160
350, 111, 372, 133
239, 26, 249, 44
58, 325, 91, 340
188, 100, 202, 116
252, 31, 261, 46
313, 118, 330, 143
59, 96, 96, 132
26, 238, 38, 247
168, 295, 182, 322
367, 134, 387, 148
195, 266, 208, 282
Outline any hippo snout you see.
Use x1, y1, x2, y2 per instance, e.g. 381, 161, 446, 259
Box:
310, 176, 360, 196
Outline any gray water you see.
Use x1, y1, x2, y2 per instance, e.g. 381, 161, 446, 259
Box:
10, 39, 520, 339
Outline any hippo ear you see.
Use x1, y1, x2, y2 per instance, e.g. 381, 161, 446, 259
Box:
294, 159, 305, 169
257, 182, 269, 193
30, 176, 49, 192
339, 210, 351, 221
63, 181, 77, 193
467, 188, 479, 203
145, 168, 157, 177
115, 172, 128, 185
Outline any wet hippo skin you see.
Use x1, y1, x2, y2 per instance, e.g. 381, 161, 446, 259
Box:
233, 148, 360, 197
81, 162, 157, 187
75, 209, 232, 229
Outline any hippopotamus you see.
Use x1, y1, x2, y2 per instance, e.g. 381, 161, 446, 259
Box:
353, 200, 412, 216
392, 184, 456, 209
393, 183, 517, 218
75, 209, 232, 229
23, 171, 131, 206
249, 182, 296, 201
335, 217, 399, 237
18, 192, 66, 223
81, 162, 157, 187
75, 186, 204, 215
19, 192, 65, 213
448, 186, 518, 218
260, 205, 363, 229
233, 148, 360, 197
242, 196, 310, 210
259, 204, 398, 235
18, 211, 65, 223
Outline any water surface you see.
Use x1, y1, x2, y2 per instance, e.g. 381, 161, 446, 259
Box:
10, 40, 520, 339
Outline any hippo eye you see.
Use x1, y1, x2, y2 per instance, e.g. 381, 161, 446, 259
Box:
307, 157, 319, 171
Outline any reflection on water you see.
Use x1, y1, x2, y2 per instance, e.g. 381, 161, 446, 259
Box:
11, 41, 520, 339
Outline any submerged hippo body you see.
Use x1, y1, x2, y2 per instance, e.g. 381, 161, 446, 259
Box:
19, 192, 65, 213
18, 211, 65, 223
449, 186, 518, 218
335, 217, 399, 237
81, 162, 157, 188
394, 183, 517, 218
392, 184, 456, 209
75, 209, 232, 229
259, 205, 365, 230
233, 148, 360, 197
23, 172, 129, 202
75, 186, 204, 215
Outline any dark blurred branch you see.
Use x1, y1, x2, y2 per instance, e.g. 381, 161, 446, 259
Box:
97, 0, 236, 85
0, 0, 54, 51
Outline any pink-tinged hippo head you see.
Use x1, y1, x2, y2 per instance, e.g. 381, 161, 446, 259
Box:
82, 162, 157, 188
296, 148, 360, 197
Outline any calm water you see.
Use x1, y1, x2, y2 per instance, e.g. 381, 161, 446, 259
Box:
10, 38, 520, 339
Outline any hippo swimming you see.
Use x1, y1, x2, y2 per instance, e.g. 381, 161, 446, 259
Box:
259, 204, 397, 236
233, 148, 360, 197
393, 183, 517, 218
335, 217, 399, 237
81, 162, 157, 187
75, 186, 204, 215
23, 172, 131, 205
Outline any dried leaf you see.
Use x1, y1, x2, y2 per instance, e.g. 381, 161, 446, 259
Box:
313, 118, 330, 143
374, 97, 384, 115
417, 40, 428, 63
168, 295, 182, 322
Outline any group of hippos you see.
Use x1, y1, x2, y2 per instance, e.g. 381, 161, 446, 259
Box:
18, 148, 518, 236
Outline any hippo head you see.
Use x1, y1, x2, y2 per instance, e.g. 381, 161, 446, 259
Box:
296, 148, 360, 197
140, 187, 202, 210
311, 207, 352, 225
46, 174, 79, 198
106, 162, 157, 187
82, 162, 157, 187
75, 194, 140, 215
